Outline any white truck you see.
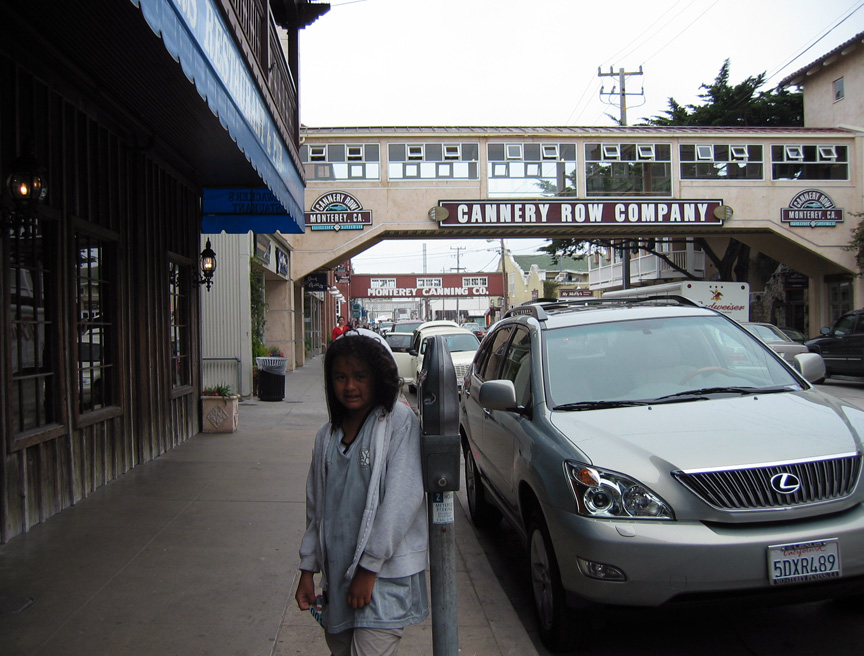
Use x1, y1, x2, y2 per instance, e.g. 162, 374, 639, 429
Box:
602, 281, 750, 321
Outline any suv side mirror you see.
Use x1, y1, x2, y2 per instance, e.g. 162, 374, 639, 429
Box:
793, 352, 827, 383
479, 379, 518, 410
820, 326, 831, 336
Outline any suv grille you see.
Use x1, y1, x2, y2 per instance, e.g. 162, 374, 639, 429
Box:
673, 454, 862, 511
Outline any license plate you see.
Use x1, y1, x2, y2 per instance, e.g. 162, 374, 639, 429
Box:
768, 539, 841, 585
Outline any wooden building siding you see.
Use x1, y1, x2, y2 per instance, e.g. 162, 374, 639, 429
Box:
1, 56, 201, 543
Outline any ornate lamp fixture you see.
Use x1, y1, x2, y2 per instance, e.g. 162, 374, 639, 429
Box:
197, 239, 217, 291
2, 142, 48, 230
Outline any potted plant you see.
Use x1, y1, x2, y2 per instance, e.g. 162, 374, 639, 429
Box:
201, 383, 239, 433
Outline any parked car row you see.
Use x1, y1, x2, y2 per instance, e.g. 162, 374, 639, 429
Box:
458, 298, 864, 651
385, 319, 482, 395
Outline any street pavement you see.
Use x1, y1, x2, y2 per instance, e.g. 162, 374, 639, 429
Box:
0, 355, 538, 656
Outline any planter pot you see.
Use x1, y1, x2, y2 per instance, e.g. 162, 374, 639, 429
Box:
201, 395, 239, 433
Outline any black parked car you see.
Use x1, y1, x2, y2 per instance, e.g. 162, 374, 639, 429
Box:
806, 309, 864, 377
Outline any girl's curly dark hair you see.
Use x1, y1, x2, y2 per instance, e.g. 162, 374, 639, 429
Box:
324, 334, 400, 429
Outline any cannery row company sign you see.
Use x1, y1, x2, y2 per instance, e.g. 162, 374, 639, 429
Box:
432, 199, 728, 227
305, 192, 372, 231
781, 190, 843, 228
350, 274, 504, 299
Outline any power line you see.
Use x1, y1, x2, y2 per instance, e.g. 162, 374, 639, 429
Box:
640, 0, 721, 65
765, 0, 864, 84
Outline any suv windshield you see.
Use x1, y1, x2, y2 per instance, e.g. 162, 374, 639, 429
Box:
544, 315, 802, 407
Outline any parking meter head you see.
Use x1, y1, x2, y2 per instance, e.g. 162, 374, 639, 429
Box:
419, 334, 459, 436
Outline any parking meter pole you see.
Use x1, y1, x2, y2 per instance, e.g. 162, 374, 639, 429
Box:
427, 492, 457, 656
419, 335, 461, 656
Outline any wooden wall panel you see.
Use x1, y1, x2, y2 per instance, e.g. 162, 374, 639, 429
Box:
1, 55, 201, 543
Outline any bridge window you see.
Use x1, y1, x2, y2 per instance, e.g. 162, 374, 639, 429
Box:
301, 143, 381, 180
487, 142, 578, 198
371, 278, 397, 288
463, 276, 488, 287
680, 144, 763, 180
585, 143, 671, 196
417, 278, 442, 287
388, 143, 479, 180
771, 144, 848, 180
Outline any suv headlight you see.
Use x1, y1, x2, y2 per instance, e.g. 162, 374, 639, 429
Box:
565, 461, 674, 520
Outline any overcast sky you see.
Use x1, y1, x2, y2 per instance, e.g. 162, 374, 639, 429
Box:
298, 0, 864, 274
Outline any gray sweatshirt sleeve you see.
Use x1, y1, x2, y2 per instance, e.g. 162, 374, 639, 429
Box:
359, 404, 426, 573
298, 425, 328, 573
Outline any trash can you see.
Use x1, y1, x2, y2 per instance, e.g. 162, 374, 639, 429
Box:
256, 357, 288, 401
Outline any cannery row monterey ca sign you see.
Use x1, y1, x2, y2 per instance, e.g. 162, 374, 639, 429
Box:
305, 192, 372, 231
432, 199, 729, 227
781, 190, 844, 228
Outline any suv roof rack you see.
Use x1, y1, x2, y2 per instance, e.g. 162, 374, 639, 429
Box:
503, 295, 700, 322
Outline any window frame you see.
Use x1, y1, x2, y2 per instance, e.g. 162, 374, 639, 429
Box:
834, 77, 845, 102
6, 211, 68, 451
168, 255, 194, 395
72, 219, 124, 427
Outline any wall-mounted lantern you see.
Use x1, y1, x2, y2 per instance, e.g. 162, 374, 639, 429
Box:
2, 142, 48, 230
197, 239, 217, 291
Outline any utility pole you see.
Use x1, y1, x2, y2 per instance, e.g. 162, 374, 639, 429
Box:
597, 65, 643, 126
598, 66, 643, 288
450, 246, 466, 322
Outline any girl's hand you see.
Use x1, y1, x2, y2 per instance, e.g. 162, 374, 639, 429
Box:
347, 567, 377, 608
295, 570, 317, 611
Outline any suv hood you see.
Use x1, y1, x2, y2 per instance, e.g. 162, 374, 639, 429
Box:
549, 390, 864, 473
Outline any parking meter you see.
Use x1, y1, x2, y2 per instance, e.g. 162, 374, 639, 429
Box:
418, 334, 461, 493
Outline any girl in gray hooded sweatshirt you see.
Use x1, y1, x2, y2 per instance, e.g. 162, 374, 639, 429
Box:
296, 333, 429, 656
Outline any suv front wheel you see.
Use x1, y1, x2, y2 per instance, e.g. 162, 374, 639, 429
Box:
463, 444, 501, 528
528, 511, 576, 652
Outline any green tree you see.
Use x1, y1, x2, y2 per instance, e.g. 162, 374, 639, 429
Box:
542, 60, 799, 281
642, 59, 803, 127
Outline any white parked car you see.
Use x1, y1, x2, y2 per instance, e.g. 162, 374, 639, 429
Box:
406, 321, 479, 392
742, 321, 812, 364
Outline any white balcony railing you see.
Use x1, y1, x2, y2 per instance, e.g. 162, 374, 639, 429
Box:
589, 250, 705, 290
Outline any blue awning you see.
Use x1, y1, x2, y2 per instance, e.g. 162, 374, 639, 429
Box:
131, 0, 305, 233
202, 188, 303, 234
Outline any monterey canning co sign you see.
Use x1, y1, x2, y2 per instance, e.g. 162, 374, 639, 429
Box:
435, 199, 725, 227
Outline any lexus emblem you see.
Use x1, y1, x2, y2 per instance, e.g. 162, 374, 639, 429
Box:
770, 473, 801, 494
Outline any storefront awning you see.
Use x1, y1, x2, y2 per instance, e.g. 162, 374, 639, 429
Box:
132, 0, 305, 234
202, 188, 303, 234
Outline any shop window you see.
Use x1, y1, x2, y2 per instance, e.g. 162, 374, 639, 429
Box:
168, 260, 191, 389
8, 219, 62, 441
75, 231, 117, 414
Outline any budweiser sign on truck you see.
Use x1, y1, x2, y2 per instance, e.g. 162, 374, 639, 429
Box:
603, 281, 750, 321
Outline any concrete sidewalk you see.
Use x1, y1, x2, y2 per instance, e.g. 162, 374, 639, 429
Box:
0, 355, 538, 656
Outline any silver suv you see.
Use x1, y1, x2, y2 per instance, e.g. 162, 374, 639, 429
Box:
459, 299, 864, 651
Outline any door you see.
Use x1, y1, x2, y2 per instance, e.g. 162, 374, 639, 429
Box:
483, 327, 532, 503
